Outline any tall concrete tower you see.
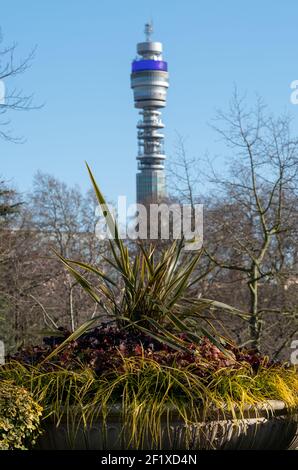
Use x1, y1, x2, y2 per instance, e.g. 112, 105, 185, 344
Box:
131, 22, 169, 204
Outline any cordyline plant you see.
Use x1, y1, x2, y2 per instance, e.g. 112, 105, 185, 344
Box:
45, 163, 247, 362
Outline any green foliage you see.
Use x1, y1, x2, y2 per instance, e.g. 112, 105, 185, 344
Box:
1, 358, 297, 449
47, 164, 245, 361
0, 380, 43, 450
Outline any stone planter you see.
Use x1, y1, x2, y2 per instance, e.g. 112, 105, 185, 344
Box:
36, 401, 298, 450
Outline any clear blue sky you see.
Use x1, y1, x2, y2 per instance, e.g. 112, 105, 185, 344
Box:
1, 0, 298, 204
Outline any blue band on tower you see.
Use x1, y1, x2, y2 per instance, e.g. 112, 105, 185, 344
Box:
132, 60, 168, 73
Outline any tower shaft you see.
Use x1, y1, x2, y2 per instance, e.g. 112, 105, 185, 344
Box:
131, 24, 169, 204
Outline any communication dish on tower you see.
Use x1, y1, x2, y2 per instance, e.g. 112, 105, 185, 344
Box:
144, 21, 153, 42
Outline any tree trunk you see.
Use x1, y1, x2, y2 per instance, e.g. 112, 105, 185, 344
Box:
249, 266, 261, 351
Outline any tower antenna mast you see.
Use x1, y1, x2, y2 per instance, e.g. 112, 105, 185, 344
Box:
144, 21, 153, 42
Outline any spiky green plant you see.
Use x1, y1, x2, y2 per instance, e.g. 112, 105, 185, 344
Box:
47, 163, 247, 361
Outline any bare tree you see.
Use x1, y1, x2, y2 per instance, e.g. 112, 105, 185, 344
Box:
0, 28, 38, 142
166, 93, 298, 357
167, 133, 201, 212
204, 91, 298, 352
25, 173, 108, 331
0, 172, 112, 352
